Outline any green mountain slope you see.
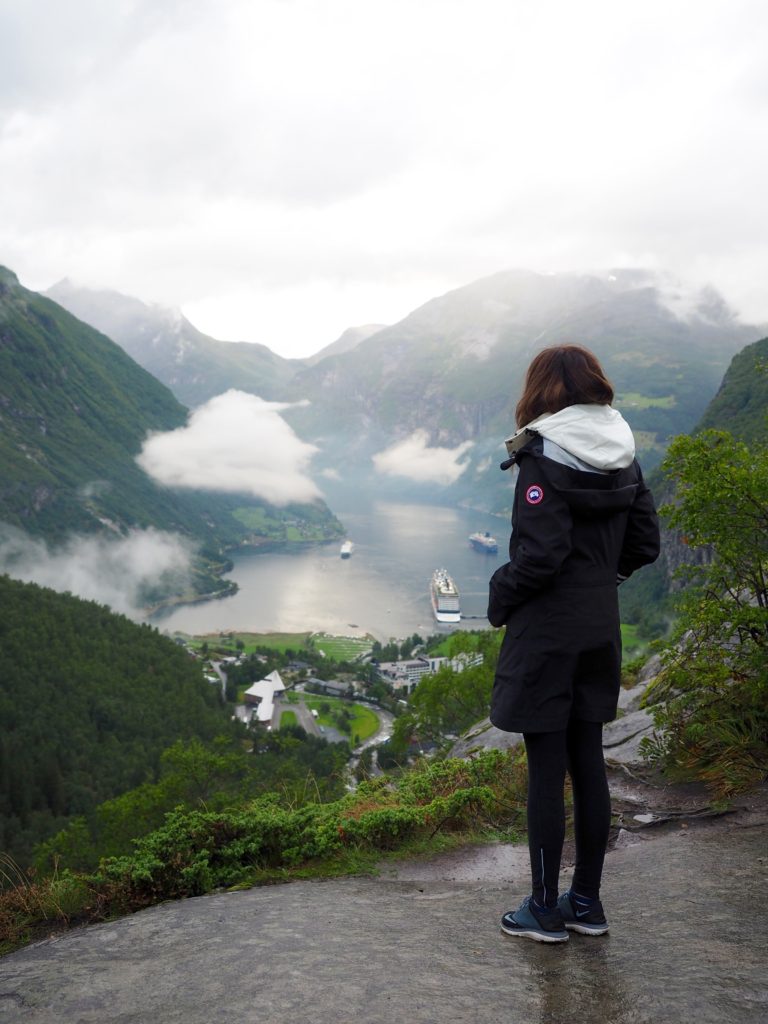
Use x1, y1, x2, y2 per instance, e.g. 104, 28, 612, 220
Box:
46, 279, 303, 408
695, 336, 768, 443
283, 269, 764, 509
0, 575, 231, 866
620, 336, 768, 632
0, 268, 342, 598
42, 268, 766, 515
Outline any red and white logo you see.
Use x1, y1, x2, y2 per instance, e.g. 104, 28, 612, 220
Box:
525, 484, 544, 505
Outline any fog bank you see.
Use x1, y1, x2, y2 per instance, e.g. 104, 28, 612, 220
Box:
0, 525, 194, 619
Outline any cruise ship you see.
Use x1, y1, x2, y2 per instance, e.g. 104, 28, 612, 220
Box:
430, 569, 461, 623
340, 540, 354, 559
469, 531, 498, 554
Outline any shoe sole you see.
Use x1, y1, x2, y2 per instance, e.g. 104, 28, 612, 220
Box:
564, 922, 609, 936
500, 923, 569, 943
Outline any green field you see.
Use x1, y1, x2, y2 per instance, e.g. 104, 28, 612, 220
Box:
279, 709, 298, 728
232, 506, 341, 543
311, 632, 375, 660
189, 631, 312, 655
620, 623, 645, 658
615, 392, 676, 410
188, 631, 376, 658
303, 695, 381, 744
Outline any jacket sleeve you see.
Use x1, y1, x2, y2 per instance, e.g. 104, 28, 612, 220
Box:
617, 462, 661, 581
487, 457, 573, 627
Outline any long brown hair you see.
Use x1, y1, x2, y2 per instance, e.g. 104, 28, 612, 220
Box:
515, 345, 614, 427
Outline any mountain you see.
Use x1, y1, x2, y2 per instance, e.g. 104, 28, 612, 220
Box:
305, 324, 388, 366
282, 269, 764, 510
45, 279, 302, 408
0, 574, 231, 866
694, 336, 768, 443
44, 268, 766, 515
0, 267, 343, 600
619, 334, 768, 631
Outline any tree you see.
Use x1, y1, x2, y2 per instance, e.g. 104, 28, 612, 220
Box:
391, 630, 503, 749
643, 429, 768, 794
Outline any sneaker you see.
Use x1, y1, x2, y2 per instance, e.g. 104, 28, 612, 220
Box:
500, 897, 569, 943
557, 890, 609, 936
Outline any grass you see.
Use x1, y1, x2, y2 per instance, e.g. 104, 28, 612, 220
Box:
279, 710, 298, 728
189, 631, 375, 660
190, 632, 312, 655
615, 392, 677, 410
303, 696, 381, 743
231, 507, 342, 544
620, 623, 646, 659
311, 633, 375, 660
0, 855, 95, 956
0, 750, 529, 955
232, 507, 275, 532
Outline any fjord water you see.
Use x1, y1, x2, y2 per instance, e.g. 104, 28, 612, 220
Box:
154, 500, 508, 640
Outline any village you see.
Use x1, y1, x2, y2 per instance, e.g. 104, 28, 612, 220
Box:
180, 630, 484, 754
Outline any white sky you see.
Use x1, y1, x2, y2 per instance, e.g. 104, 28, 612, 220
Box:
1, 0, 767, 358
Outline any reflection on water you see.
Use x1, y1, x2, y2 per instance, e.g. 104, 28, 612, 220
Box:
153, 499, 508, 640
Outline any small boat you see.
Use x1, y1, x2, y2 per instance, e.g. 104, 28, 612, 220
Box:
340, 540, 354, 559
469, 531, 498, 554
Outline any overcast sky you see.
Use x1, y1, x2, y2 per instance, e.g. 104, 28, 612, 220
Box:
1, 0, 767, 358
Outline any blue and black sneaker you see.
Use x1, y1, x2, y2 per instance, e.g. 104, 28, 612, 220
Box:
557, 890, 609, 936
500, 897, 569, 943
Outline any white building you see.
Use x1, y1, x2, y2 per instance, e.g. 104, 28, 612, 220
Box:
243, 669, 286, 725
376, 653, 483, 694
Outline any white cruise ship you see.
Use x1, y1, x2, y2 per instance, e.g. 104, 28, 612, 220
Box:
430, 568, 461, 623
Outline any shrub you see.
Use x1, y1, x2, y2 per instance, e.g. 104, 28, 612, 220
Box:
643, 430, 768, 795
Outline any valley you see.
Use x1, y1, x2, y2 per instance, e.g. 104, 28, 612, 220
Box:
1, 260, 766, 942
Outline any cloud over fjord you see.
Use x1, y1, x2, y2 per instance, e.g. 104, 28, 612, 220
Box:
137, 390, 322, 505
372, 430, 473, 486
0, 524, 193, 619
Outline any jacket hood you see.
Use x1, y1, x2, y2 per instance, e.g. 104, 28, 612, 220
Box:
526, 404, 636, 471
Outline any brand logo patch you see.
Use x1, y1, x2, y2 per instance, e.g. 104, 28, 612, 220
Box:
525, 484, 544, 505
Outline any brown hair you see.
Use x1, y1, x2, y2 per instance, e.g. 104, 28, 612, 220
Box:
515, 345, 614, 427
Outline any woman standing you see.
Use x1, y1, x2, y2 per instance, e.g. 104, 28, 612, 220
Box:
488, 345, 660, 943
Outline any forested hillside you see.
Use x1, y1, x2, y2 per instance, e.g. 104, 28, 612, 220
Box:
619, 335, 768, 633
695, 336, 768, 443
0, 575, 232, 866
0, 267, 342, 601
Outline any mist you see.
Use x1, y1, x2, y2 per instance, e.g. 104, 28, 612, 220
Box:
0, 524, 194, 619
137, 390, 322, 505
372, 430, 473, 486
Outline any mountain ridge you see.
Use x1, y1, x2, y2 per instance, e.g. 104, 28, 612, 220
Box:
45, 278, 302, 408
41, 267, 767, 514
0, 267, 343, 602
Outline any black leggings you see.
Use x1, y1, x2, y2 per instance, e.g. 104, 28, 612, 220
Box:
523, 719, 610, 907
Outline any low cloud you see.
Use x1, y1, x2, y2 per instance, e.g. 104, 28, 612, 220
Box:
0, 524, 193, 618
372, 430, 473, 486
137, 390, 321, 505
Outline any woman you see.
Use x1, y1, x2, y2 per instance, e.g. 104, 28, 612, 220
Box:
488, 345, 660, 943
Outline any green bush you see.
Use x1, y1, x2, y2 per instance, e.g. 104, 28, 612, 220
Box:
643, 430, 768, 794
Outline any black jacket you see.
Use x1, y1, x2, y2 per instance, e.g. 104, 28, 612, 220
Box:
488, 436, 659, 732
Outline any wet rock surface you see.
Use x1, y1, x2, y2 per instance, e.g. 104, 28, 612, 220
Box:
2, 790, 767, 1024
